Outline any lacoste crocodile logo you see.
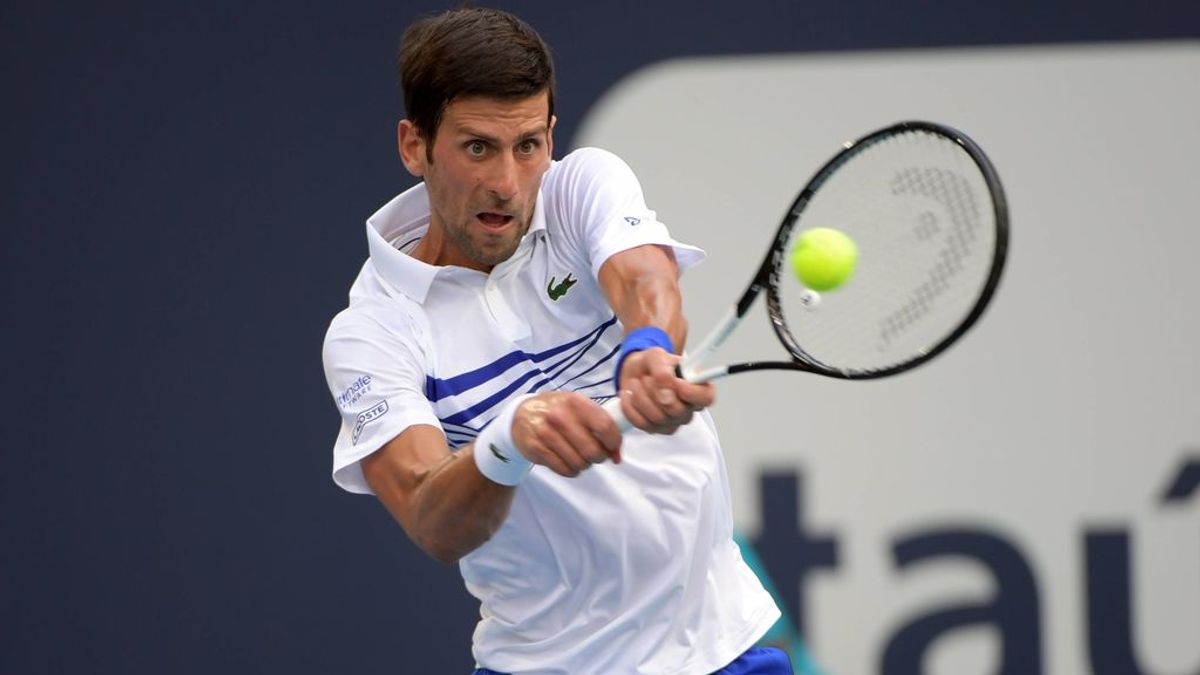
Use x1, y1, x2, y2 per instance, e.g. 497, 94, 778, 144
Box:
547, 273, 578, 301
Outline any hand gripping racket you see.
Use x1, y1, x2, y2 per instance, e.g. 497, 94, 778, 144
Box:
604, 120, 1009, 429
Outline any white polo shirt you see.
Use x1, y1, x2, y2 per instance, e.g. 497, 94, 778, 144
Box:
323, 148, 779, 674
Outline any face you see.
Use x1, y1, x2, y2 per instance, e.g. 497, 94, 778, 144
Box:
399, 92, 555, 271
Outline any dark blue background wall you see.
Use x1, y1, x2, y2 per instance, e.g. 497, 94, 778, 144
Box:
4, 2, 1197, 672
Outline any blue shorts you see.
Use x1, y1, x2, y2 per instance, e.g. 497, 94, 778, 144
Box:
473, 645, 793, 674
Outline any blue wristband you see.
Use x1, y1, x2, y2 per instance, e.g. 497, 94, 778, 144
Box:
614, 326, 674, 386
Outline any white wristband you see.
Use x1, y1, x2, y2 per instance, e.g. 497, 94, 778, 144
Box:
473, 394, 536, 486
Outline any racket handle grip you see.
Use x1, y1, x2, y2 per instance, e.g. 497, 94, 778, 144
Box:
603, 364, 691, 433
601, 396, 635, 433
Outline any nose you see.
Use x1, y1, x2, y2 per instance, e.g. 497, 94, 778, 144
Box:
486, 153, 519, 202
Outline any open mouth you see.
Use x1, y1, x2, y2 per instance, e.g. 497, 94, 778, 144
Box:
476, 212, 514, 231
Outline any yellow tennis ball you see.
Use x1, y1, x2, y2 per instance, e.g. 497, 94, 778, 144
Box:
790, 227, 858, 291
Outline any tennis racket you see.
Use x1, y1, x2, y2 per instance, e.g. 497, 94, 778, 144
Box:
604, 120, 1008, 428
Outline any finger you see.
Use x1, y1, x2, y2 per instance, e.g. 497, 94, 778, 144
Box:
575, 396, 624, 462
533, 418, 591, 476
519, 440, 574, 477
674, 379, 717, 410
638, 370, 694, 421
625, 377, 681, 434
548, 398, 614, 466
618, 386, 655, 433
639, 352, 696, 416
655, 396, 694, 429
541, 452, 576, 478
626, 376, 668, 428
648, 347, 680, 371
644, 349, 681, 388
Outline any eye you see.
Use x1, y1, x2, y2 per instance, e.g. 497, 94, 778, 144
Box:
466, 140, 487, 157
517, 139, 539, 155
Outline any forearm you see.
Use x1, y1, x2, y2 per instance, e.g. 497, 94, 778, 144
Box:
599, 245, 716, 430
600, 245, 687, 350
364, 392, 621, 563
364, 431, 515, 565
616, 274, 686, 349
409, 448, 516, 563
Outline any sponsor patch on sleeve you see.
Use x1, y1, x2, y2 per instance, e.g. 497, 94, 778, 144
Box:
336, 374, 374, 410
351, 400, 389, 445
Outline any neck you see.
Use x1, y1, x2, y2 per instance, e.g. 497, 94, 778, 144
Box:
408, 221, 493, 273
408, 223, 444, 265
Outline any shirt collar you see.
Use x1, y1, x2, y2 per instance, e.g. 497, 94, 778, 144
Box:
365, 182, 440, 303
364, 180, 549, 303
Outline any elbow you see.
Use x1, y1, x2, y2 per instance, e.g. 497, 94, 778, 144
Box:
414, 529, 492, 566
423, 541, 465, 566
405, 493, 511, 566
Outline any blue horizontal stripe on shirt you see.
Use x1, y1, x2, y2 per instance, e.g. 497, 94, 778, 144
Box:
555, 343, 620, 391
529, 334, 619, 394
437, 332, 618, 428
438, 367, 545, 428
424, 315, 617, 402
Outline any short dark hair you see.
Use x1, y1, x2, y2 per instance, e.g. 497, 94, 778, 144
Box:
398, 7, 556, 154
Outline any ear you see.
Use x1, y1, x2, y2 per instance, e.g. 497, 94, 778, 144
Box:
397, 119, 427, 177
547, 115, 556, 158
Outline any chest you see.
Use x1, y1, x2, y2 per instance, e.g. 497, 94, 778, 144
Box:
419, 235, 623, 439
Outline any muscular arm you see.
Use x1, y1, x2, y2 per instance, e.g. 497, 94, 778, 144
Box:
362, 395, 623, 565
362, 424, 514, 565
599, 244, 715, 432
598, 244, 688, 351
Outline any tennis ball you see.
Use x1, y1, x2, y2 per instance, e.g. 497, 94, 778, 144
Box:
790, 227, 858, 291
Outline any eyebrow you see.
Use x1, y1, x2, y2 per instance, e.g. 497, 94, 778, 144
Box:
457, 124, 549, 145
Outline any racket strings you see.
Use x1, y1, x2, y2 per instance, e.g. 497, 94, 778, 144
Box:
879, 165, 984, 347
776, 128, 1000, 374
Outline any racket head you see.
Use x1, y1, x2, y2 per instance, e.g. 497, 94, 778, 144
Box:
758, 121, 1009, 379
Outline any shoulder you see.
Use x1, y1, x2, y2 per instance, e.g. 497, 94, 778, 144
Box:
541, 147, 647, 226
557, 146, 631, 171
323, 293, 430, 367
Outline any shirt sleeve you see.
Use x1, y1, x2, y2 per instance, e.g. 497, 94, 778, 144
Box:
552, 147, 706, 279
322, 303, 442, 494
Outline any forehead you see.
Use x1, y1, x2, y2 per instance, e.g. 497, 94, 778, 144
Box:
439, 92, 551, 136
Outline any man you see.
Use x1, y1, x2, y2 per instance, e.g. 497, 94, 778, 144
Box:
323, 7, 785, 674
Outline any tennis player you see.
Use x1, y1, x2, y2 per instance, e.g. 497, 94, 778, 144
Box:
322, 7, 786, 674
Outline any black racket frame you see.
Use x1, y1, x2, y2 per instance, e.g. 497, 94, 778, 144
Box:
728, 120, 1010, 380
